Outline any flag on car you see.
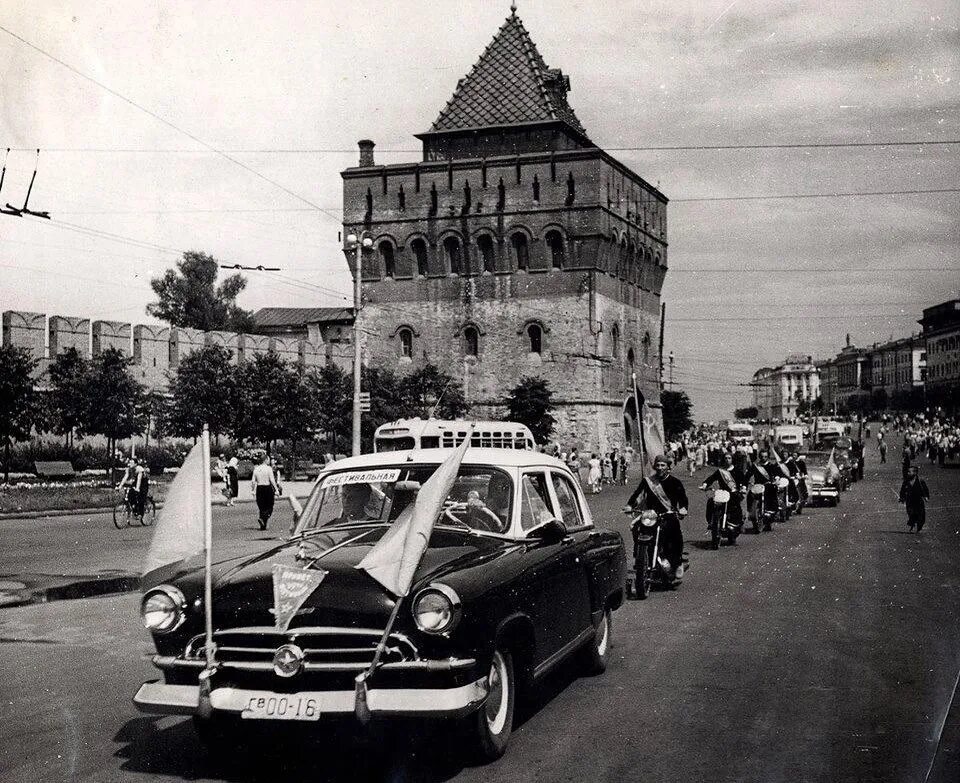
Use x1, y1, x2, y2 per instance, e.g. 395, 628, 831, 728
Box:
142, 440, 207, 587
357, 433, 471, 597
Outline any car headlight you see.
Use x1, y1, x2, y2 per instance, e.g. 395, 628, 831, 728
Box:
412, 583, 461, 635
140, 585, 187, 634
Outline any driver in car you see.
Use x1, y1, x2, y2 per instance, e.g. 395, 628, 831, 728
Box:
335, 483, 372, 525
463, 474, 511, 532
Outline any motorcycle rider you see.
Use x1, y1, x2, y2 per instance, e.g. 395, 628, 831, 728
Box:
624, 455, 689, 579
699, 451, 746, 532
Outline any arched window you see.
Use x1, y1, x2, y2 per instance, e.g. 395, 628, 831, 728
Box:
527, 323, 542, 354
443, 236, 462, 274
411, 239, 429, 277
546, 230, 565, 269
398, 328, 413, 359
379, 241, 395, 278
611, 323, 620, 359
477, 235, 496, 273
464, 326, 479, 357
511, 232, 529, 271
642, 331, 652, 363
627, 347, 635, 367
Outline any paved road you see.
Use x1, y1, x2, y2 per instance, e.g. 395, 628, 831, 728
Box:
1, 443, 958, 782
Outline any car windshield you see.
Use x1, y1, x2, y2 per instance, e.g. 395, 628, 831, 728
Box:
296, 465, 514, 535
805, 452, 833, 469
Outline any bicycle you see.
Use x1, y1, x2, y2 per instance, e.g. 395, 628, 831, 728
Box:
113, 487, 157, 528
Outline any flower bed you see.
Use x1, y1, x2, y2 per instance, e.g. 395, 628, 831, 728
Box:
0, 477, 170, 515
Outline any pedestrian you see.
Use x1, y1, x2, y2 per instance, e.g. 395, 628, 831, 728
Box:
618, 452, 628, 485
251, 452, 282, 531
601, 453, 613, 485
898, 465, 930, 532
567, 448, 582, 486
226, 455, 239, 506
588, 453, 602, 494
610, 449, 619, 484
878, 440, 887, 464
901, 449, 912, 481
216, 454, 231, 502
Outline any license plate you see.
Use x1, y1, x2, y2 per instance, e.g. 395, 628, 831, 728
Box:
241, 694, 320, 721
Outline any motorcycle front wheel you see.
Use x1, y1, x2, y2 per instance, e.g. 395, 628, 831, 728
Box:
635, 545, 652, 600
710, 524, 721, 550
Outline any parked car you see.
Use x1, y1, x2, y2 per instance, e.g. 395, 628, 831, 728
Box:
803, 451, 841, 506
134, 448, 626, 761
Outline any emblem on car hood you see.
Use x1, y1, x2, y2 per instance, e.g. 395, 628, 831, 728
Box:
273, 643, 305, 678
272, 564, 327, 632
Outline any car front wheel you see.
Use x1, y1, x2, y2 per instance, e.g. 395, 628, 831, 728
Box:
465, 649, 515, 762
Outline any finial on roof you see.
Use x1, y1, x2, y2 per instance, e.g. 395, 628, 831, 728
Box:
510, 0, 517, 16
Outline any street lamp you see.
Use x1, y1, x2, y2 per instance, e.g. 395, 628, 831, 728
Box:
345, 231, 373, 456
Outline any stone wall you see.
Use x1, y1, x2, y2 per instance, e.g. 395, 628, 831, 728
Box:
1, 311, 330, 391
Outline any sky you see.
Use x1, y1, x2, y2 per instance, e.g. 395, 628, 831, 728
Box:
1, 0, 958, 421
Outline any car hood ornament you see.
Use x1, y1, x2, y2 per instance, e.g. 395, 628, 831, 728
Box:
272, 564, 327, 632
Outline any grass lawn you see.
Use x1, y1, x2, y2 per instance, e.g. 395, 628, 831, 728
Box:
0, 481, 170, 514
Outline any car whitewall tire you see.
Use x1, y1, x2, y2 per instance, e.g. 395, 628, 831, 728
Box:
583, 608, 612, 674
465, 648, 515, 761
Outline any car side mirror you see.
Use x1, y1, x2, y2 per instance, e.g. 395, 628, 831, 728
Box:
527, 517, 567, 543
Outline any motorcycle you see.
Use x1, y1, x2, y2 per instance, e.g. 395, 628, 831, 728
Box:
787, 475, 807, 515
762, 477, 790, 530
747, 483, 765, 534
624, 509, 686, 600
703, 487, 743, 549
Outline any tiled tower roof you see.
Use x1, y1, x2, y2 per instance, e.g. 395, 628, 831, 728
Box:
428, 11, 588, 138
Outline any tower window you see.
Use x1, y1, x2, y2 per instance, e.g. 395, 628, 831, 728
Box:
627, 347, 635, 367
464, 326, 479, 357
527, 324, 543, 354
511, 232, 529, 271
379, 241, 395, 278
443, 236, 462, 274
611, 323, 620, 359
399, 328, 413, 359
411, 239, 429, 277
642, 331, 652, 364
532, 175, 540, 203
546, 230, 565, 269
477, 235, 496, 273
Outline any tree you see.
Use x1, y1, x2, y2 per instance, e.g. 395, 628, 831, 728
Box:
167, 345, 238, 440
505, 377, 556, 444
85, 348, 147, 474
661, 389, 693, 440
0, 345, 38, 482
148, 251, 255, 333
810, 396, 824, 415
46, 347, 90, 449
233, 353, 315, 452
360, 366, 407, 452
734, 406, 758, 420
306, 365, 352, 451
398, 364, 468, 419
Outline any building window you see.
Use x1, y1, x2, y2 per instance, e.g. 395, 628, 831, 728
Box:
511, 232, 529, 271
546, 230, 565, 269
411, 239, 429, 276
443, 236, 462, 274
379, 241, 395, 278
611, 323, 620, 359
642, 331, 651, 363
399, 328, 413, 358
477, 234, 496, 273
527, 323, 543, 354
464, 326, 479, 357
627, 347, 635, 366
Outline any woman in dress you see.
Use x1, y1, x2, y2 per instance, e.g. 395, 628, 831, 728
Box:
588, 453, 602, 494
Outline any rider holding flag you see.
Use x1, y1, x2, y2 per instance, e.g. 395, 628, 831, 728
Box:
624, 455, 689, 580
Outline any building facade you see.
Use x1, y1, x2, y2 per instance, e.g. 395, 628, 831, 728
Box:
832, 335, 871, 412
868, 334, 925, 409
341, 10, 668, 451
920, 299, 960, 411
751, 354, 820, 421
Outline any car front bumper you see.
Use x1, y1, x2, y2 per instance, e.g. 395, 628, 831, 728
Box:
809, 485, 839, 500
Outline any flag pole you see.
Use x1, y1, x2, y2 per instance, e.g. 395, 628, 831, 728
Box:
632, 371, 646, 471
198, 423, 215, 716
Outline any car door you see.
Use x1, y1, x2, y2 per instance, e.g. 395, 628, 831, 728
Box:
546, 470, 594, 632
515, 470, 584, 667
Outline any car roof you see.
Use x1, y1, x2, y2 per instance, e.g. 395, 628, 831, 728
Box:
322, 448, 569, 472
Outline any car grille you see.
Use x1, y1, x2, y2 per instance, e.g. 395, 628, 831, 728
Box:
185, 626, 419, 672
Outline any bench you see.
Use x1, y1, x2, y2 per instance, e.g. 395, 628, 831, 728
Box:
34, 461, 76, 478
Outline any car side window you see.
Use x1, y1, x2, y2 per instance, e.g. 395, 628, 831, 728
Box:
520, 472, 555, 531
551, 472, 586, 529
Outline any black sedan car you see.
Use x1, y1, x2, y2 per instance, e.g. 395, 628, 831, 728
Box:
134, 449, 626, 761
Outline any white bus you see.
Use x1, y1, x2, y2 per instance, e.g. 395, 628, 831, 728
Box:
726, 422, 754, 444
773, 424, 804, 450
814, 420, 845, 446
373, 418, 537, 453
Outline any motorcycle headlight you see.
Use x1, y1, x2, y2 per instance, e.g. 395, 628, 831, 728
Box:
412, 584, 462, 635
140, 586, 187, 634
640, 510, 658, 527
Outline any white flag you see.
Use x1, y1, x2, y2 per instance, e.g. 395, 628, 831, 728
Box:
356, 434, 471, 597
143, 441, 206, 586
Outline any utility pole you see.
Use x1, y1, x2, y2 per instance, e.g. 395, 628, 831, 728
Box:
345, 231, 372, 456
658, 302, 666, 391
668, 351, 675, 388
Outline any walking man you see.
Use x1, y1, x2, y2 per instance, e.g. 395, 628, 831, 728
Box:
899, 465, 930, 532
251, 452, 282, 531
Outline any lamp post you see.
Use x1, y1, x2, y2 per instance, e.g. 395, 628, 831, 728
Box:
345, 231, 373, 456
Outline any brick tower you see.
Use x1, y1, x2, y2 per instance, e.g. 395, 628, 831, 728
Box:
341, 8, 668, 452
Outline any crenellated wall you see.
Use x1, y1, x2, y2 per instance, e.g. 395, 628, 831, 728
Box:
1, 311, 332, 391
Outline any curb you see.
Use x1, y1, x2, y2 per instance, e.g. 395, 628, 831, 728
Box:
0, 573, 142, 608
0, 497, 261, 521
